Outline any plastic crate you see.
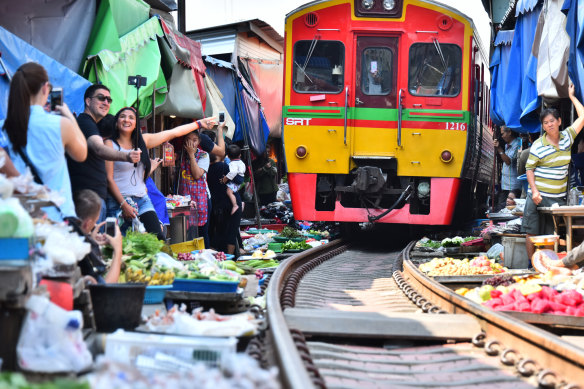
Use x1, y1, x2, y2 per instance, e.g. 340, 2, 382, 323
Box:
144, 285, 172, 304
273, 236, 305, 243
0, 238, 29, 261
170, 237, 205, 254
267, 242, 283, 253
261, 224, 287, 232
245, 228, 278, 235
105, 330, 237, 368
172, 278, 239, 293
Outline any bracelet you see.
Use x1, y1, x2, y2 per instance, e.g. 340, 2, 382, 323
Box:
196, 120, 202, 129
499, 151, 504, 155
120, 200, 126, 207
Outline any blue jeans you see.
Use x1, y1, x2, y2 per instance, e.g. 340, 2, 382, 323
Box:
106, 195, 158, 236
106, 195, 156, 218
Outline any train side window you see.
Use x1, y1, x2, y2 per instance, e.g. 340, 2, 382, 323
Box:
293, 40, 344, 93
408, 43, 462, 97
361, 47, 392, 95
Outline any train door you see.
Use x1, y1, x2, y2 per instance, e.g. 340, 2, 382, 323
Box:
352, 36, 399, 157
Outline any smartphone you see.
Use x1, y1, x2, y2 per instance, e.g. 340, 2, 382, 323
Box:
50, 87, 63, 111
105, 217, 116, 236
219, 111, 225, 123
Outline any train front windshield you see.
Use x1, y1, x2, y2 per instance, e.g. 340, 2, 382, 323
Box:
293, 40, 345, 93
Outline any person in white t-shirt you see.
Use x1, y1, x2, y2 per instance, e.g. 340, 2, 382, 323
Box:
221, 144, 246, 215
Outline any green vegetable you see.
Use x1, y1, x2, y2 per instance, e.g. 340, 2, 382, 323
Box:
245, 259, 279, 269
280, 226, 301, 238
122, 231, 164, 257
282, 240, 311, 251
0, 372, 89, 389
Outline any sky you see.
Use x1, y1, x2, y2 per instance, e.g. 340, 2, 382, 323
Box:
182, 0, 492, 45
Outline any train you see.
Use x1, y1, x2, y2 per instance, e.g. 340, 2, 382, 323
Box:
282, 0, 494, 225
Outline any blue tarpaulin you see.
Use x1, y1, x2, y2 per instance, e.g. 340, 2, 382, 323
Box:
490, 30, 514, 126
204, 57, 237, 125
500, 0, 542, 133
0, 26, 91, 120
563, 0, 584, 103
204, 56, 269, 155
233, 78, 270, 156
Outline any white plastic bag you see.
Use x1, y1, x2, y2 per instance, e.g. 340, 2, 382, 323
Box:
17, 295, 92, 372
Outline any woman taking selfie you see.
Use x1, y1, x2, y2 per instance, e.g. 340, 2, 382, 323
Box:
105, 107, 215, 240
2, 62, 86, 221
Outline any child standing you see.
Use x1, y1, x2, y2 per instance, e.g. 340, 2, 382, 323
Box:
222, 144, 245, 215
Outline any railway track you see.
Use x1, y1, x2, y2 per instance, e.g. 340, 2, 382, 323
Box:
265, 240, 584, 389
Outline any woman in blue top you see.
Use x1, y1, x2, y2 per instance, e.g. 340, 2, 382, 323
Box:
2, 62, 87, 220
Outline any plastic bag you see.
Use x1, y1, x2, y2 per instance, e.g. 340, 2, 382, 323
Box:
242, 181, 254, 202
487, 243, 504, 260
17, 295, 92, 372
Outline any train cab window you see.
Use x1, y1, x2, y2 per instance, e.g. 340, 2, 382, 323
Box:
293, 40, 344, 93
361, 47, 392, 95
408, 42, 462, 97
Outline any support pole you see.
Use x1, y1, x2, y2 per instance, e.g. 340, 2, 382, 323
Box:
232, 73, 262, 228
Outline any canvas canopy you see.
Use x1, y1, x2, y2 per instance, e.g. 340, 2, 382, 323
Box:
490, 30, 514, 127
499, 0, 542, 133
0, 26, 91, 120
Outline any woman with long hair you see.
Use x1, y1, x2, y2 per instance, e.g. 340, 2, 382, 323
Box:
2, 62, 86, 220
105, 107, 215, 240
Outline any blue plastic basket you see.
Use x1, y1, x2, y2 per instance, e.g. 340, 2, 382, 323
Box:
172, 278, 239, 293
143, 285, 172, 304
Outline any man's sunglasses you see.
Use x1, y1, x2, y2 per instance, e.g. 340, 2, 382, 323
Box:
92, 94, 113, 103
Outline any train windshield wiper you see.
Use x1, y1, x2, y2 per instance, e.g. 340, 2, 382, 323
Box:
432, 37, 447, 71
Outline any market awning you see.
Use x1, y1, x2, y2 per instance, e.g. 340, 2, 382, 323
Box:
500, 0, 542, 133
243, 58, 283, 138
83, 16, 168, 118
156, 18, 207, 118
490, 30, 514, 126
562, 0, 584, 103
205, 56, 237, 121
83, 0, 151, 57
0, 0, 96, 73
203, 56, 269, 154
0, 26, 91, 120
204, 74, 236, 139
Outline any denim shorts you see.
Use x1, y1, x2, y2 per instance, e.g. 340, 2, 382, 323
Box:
106, 195, 156, 218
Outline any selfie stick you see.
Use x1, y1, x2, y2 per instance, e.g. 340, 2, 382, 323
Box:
128, 75, 147, 167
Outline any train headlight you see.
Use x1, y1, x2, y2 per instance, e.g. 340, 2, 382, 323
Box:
361, 0, 374, 10
417, 181, 430, 199
440, 150, 453, 163
296, 145, 308, 158
382, 0, 395, 10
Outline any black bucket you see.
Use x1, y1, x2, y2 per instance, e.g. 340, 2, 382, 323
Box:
89, 283, 146, 333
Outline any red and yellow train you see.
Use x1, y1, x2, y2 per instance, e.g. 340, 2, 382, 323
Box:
283, 0, 494, 225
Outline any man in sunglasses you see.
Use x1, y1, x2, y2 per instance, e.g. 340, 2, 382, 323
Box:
67, 84, 141, 223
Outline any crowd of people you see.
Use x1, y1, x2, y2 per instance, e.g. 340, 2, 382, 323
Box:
0, 62, 279, 284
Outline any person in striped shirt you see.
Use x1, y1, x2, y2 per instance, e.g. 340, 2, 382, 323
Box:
523, 84, 584, 259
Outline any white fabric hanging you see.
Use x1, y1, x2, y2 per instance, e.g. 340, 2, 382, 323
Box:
534, 0, 570, 99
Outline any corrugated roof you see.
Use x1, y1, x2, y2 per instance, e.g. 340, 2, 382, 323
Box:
187, 19, 283, 53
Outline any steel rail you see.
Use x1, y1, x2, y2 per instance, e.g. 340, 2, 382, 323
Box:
402, 242, 584, 383
266, 239, 346, 389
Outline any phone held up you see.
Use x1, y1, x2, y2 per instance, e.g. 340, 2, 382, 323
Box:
105, 217, 117, 237
50, 87, 63, 112
219, 111, 225, 123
